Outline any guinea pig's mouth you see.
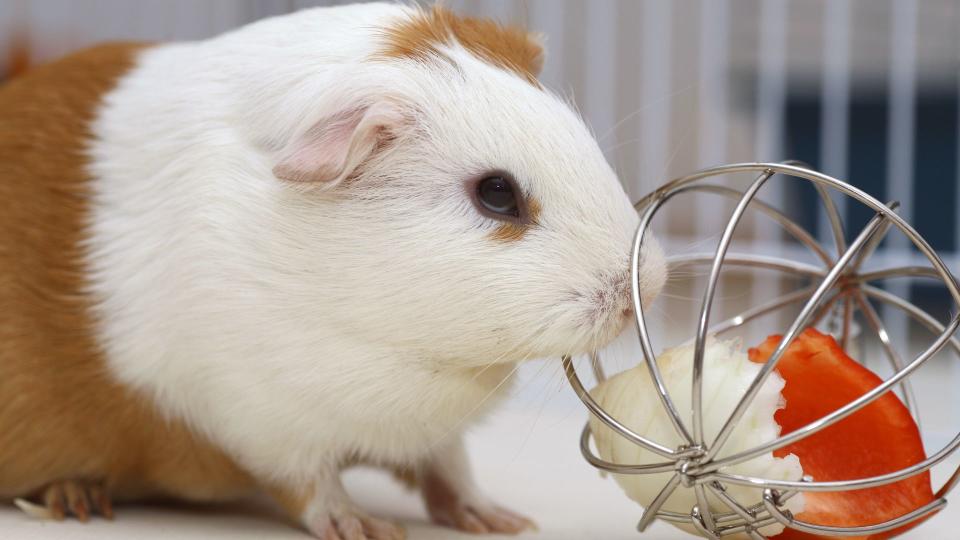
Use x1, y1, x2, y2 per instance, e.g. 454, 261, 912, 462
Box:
575, 261, 666, 352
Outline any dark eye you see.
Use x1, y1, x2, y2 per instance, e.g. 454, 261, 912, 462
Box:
476, 176, 519, 218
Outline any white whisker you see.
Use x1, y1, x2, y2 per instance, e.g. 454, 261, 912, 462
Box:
597, 81, 700, 143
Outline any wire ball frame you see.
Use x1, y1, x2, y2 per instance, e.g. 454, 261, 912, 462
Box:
562, 162, 960, 539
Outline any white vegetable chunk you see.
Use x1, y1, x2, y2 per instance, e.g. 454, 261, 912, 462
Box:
589, 337, 805, 537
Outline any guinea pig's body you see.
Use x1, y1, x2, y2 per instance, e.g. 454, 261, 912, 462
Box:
0, 3, 664, 538
0, 41, 260, 505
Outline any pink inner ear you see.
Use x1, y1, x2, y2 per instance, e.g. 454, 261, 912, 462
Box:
273, 102, 404, 186
273, 112, 364, 184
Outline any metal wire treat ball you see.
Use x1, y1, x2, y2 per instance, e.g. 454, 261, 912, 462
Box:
563, 162, 960, 539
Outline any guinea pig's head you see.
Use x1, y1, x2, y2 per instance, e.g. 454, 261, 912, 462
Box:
271, 6, 666, 366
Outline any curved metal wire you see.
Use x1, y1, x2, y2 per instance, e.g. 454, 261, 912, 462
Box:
704, 210, 889, 463
851, 290, 920, 422
668, 254, 826, 279
762, 489, 947, 537
563, 355, 678, 458
567, 162, 960, 539
670, 183, 834, 266
693, 170, 775, 450
633, 191, 697, 446
698, 314, 959, 476
576, 424, 676, 474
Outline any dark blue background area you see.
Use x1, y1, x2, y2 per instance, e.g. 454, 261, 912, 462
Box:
783, 91, 958, 316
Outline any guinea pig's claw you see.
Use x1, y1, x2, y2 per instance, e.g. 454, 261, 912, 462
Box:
432, 502, 538, 535
422, 472, 536, 535
309, 510, 406, 540
61, 481, 91, 522
13, 498, 54, 520
91, 484, 114, 519
15, 480, 112, 522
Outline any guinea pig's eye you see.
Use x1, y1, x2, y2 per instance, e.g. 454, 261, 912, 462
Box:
476, 175, 519, 218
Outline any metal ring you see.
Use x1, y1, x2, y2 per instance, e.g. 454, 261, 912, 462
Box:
571, 162, 960, 538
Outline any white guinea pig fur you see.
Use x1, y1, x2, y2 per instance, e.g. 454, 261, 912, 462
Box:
2, 2, 666, 537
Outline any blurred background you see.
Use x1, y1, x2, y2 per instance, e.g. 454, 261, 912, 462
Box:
1, 2, 958, 537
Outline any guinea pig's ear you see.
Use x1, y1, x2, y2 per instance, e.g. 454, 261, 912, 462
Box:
272, 101, 407, 188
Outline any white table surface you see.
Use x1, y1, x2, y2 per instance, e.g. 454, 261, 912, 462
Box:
1, 359, 956, 540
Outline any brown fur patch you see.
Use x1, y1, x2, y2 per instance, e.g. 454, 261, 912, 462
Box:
490, 223, 527, 242
391, 466, 420, 491
526, 197, 542, 224
489, 197, 541, 243
0, 43, 255, 506
380, 5, 544, 86
3, 30, 31, 79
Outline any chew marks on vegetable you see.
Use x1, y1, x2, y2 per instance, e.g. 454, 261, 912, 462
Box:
588, 329, 933, 539
589, 338, 805, 538
749, 329, 934, 540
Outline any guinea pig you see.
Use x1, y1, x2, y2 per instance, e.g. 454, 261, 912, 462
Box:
0, 3, 666, 539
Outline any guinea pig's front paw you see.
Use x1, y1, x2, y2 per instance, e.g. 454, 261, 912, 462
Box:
270, 471, 405, 540
427, 499, 537, 536
423, 478, 536, 536
14, 479, 113, 522
305, 507, 405, 540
